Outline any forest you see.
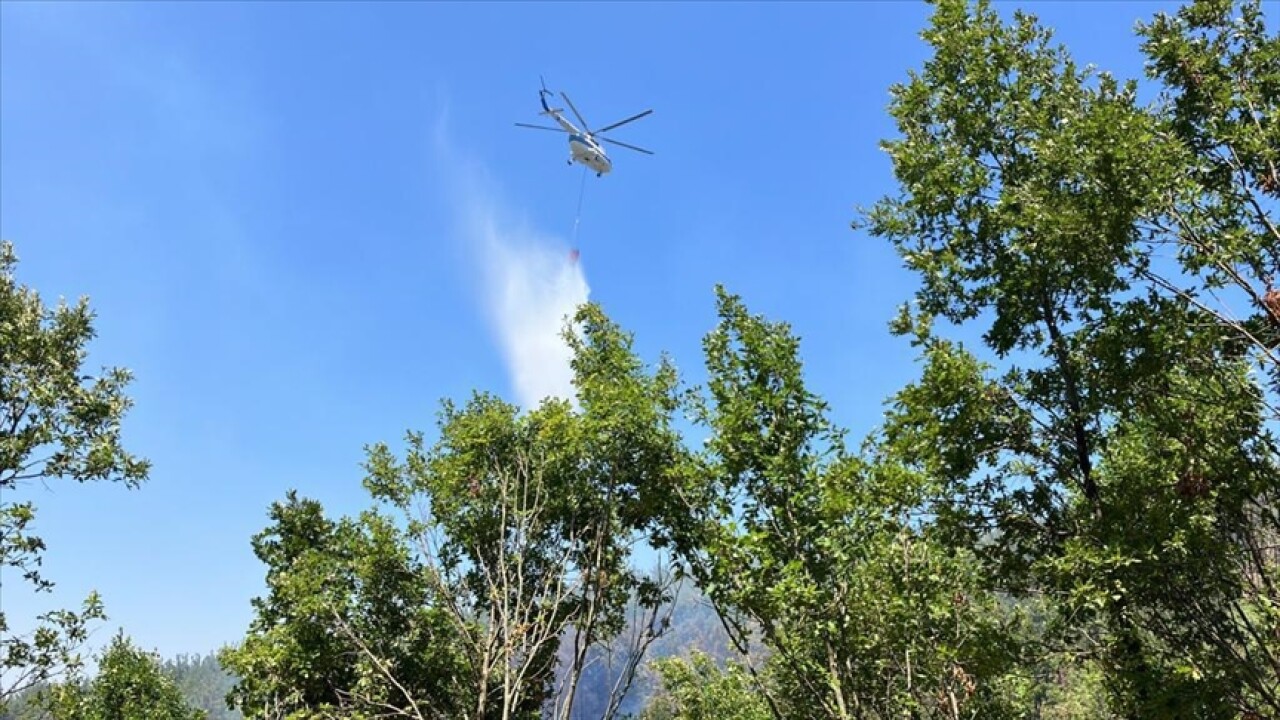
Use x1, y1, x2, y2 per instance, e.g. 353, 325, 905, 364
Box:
2, 0, 1278, 717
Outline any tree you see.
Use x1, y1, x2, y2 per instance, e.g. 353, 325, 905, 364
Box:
225, 303, 684, 719
218, 493, 472, 719
1136, 0, 1280, 407
638, 652, 772, 720
19, 632, 203, 720
660, 286, 1026, 719
0, 240, 150, 706
362, 303, 683, 720
859, 0, 1279, 715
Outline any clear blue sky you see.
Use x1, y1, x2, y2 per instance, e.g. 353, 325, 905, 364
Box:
1, 1, 1180, 659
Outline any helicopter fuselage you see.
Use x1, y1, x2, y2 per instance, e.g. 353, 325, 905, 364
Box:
568, 133, 611, 175
544, 108, 612, 175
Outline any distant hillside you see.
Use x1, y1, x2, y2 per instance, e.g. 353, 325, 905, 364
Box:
556, 585, 738, 719
162, 653, 243, 720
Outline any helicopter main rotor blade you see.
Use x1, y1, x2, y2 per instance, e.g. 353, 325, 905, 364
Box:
515, 123, 568, 133
560, 92, 590, 132
594, 109, 653, 135
598, 136, 654, 155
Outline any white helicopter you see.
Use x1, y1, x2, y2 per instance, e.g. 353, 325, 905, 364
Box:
516, 78, 653, 177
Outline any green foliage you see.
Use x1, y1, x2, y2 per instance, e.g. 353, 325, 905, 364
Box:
639, 652, 771, 720
80, 634, 204, 720
660, 286, 1027, 719
1137, 0, 1280, 396
861, 0, 1280, 715
16, 633, 203, 720
990, 648, 1116, 720
3, 651, 243, 720
219, 493, 471, 719
361, 303, 685, 719
227, 303, 684, 719
0, 240, 150, 707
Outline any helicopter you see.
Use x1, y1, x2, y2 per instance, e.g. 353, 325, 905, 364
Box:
515, 78, 653, 177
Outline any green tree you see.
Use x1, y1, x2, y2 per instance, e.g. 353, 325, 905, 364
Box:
0, 240, 150, 707
21, 633, 203, 720
226, 303, 684, 719
1137, 0, 1280, 403
219, 493, 472, 719
638, 652, 772, 720
859, 0, 1279, 715
661, 287, 1026, 719
362, 303, 684, 720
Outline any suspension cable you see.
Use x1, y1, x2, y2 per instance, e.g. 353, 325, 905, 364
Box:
571, 164, 588, 250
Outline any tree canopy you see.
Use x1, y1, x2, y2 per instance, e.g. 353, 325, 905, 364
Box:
0, 240, 150, 708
